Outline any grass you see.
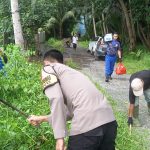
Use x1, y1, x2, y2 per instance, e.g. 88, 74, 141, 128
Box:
47, 38, 65, 52
123, 52, 150, 74
78, 40, 89, 49
118, 44, 150, 74
65, 58, 80, 69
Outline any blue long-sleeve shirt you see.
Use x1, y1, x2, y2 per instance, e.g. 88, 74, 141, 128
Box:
0, 57, 4, 70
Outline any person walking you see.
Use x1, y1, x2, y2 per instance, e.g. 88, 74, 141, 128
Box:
105, 33, 122, 82
72, 34, 78, 51
127, 70, 150, 126
28, 49, 118, 150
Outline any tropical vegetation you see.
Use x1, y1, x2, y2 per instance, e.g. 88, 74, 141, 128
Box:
0, 0, 150, 149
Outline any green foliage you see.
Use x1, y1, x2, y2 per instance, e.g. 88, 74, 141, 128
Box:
65, 58, 80, 69
47, 38, 65, 52
0, 45, 55, 149
129, 49, 143, 60
45, 17, 58, 29
123, 45, 150, 74
78, 40, 89, 49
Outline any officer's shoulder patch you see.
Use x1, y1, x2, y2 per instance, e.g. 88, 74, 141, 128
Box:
42, 73, 58, 92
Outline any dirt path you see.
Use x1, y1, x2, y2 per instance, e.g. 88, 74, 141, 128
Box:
64, 46, 150, 144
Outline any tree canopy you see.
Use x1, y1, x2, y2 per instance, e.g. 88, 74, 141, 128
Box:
0, 0, 150, 50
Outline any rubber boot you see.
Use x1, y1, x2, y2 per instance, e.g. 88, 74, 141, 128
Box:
133, 105, 141, 127
147, 102, 150, 115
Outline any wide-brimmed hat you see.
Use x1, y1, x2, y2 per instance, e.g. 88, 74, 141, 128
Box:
131, 78, 144, 96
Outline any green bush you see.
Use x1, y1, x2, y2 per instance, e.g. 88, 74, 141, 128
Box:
0, 44, 55, 150
123, 51, 150, 74
47, 38, 64, 52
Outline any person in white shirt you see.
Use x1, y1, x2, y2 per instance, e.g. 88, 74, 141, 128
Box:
72, 34, 78, 51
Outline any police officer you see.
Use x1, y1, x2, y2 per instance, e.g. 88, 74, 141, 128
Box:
128, 70, 150, 126
105, 33, 122, 82
28, 49, 118, 150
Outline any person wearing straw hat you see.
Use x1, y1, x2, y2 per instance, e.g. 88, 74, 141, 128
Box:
128, 70, 150, 126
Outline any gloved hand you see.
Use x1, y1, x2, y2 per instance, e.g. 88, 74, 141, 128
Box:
127, 117, 133, 126
118, 58, 122, 63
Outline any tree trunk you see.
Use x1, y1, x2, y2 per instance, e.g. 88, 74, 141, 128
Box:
92, 3, 97, 37
137, 23, 147, 48
10, 0, 24, 50
53, 28, 56, 38
102, 13, 106, 34
139, 24, 150, 50
118, 0, 135, 51
129, 0, 136, 43
59, 22, 63, 39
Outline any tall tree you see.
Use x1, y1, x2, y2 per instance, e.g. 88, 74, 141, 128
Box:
10, 0, 24, 49
117, 0, 136, 50
92, 2, 97, 37
45, 11, 74, 38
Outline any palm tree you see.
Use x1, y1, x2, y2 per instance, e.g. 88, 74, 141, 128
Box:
10, 0, 24, 49
45, 11, 75, 38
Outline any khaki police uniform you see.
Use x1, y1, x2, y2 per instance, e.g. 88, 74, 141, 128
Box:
42, 63, 116, 139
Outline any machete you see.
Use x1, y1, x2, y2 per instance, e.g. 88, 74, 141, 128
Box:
0, 98, 29, 118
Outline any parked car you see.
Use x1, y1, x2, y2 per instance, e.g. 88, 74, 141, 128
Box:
88, 36, 102, 55
88, 33, 113, 59
94, 42, 107, 60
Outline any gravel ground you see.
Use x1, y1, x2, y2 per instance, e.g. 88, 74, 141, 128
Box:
64, 47, 150, 147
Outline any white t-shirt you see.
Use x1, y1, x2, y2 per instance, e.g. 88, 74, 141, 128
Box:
72, 36, 78, 44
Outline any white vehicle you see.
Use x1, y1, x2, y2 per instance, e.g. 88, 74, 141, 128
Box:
88, 33, 113, 59
88, 36, 102, 55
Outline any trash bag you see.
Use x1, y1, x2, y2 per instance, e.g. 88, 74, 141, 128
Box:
116, 63, 126, 75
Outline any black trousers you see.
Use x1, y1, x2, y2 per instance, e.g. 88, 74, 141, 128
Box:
73, 43, 77, 49
67, 121, 117, 150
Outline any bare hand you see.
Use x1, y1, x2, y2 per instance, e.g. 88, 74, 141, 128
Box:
56, 139, 66, 150
27, 115, 45, 126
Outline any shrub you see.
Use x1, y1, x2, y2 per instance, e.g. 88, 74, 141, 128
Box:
47, 38, 64, 52
0, 44, 55, 149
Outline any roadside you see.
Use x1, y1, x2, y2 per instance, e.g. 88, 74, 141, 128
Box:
64, 46, 150, 148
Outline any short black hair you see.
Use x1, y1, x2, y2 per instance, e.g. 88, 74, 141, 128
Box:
43, 49, 63, 63
113, 32, 118, 35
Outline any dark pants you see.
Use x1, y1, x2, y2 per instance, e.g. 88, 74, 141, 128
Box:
73, 43, 77, 49
67, 121, 117, 150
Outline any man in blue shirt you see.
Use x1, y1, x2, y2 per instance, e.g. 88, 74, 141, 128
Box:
105, 33, 122, 82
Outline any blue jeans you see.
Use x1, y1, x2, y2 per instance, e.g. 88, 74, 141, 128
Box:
134, 88, 150, 106
105, 55, 117, 78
